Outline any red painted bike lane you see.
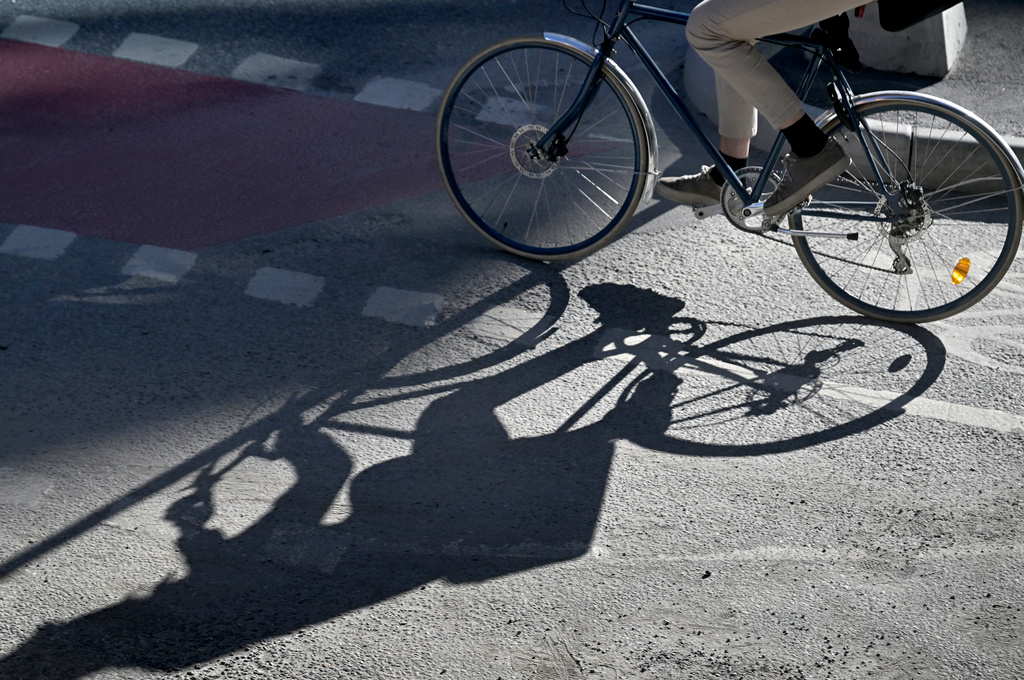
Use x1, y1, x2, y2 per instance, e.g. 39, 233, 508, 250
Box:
0, 39, 442, 250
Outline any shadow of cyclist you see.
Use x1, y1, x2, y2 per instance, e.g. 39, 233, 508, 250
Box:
0, 283, 699, 678
0, 284, 941, 679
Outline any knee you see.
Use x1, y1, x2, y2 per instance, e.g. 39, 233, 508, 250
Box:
685, 3, 719, 52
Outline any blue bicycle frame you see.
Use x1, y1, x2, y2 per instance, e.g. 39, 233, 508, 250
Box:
535, 0, 893, 217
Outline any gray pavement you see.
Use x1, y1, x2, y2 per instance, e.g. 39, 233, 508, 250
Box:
920, 0, 1024, 139
1, 2, 1023, 679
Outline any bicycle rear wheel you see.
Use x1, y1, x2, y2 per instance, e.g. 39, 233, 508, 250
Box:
791, 93, 1023, 323
437, 36, 650, 260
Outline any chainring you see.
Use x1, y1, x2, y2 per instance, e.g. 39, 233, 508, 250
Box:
721, 166, 782, 233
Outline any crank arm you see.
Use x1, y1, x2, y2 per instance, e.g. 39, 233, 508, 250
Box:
694, 204, 723, 219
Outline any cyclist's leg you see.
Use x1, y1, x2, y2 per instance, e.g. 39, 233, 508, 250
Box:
684, 0, 867, 214
686, 0, 866, 130
654, 73, 754, 206
660, 0, 863, 209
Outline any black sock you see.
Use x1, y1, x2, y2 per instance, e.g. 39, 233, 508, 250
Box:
709, 154, 747, 186
782, 114, 828, 158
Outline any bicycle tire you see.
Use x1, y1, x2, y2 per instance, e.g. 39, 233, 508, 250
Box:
790, 93, 1024, 324
437, 36, 651, 261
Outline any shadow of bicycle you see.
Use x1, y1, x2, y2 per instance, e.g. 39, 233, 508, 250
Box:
0, 275, 945, 679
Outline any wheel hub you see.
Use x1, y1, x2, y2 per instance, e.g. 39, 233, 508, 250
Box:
876, 181, 933, 242
510, 125, 558, 179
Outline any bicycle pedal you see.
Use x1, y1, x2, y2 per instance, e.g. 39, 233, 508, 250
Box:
788, 195, 813, 215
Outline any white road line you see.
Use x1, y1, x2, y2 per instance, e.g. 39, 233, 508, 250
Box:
245, 267, 325, 306
466, 306, 553, 348
362, 287, 445, 327
113, 32, 199, 68
597, 329, 1024, 436
933, 324, 1024, 376
0, 225, 76, 260
232, 53, 322, 91
822, 383, 1024, 435
354, 77, 443, 112
476, 96, 539, 127
1, 15, 79, 47
122, 245, 198, 283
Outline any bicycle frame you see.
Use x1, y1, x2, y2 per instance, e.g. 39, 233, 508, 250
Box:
536, 0, 894, 215
438, 0, 1024, 321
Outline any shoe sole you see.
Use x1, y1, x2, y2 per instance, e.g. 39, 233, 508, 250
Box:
653, 180, 719, 206
763, 155, 852, 218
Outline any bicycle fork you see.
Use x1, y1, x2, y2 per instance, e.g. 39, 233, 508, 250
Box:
530, 35, 619, 163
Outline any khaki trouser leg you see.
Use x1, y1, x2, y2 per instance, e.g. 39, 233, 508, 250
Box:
687, 0, 870, 138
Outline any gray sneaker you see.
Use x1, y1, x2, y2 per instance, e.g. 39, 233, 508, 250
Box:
655, 165, 722, 206
763, 138, 851, 217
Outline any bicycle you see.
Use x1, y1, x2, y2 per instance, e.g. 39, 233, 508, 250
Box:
436, 0, 1024, 324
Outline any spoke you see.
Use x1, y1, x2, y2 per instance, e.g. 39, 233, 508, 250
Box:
573, 169, 620, 206
555, 53, 577, 116
477, 62, 525, 128
912, 114, 955, 181
475, 173, 524, 225
490, 56, 535, 126
451, 122, 511, 150
575, 91, 629, 140
451, 148, 511, 176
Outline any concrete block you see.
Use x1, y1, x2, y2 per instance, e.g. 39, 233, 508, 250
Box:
681, 5, 969, 150
849, 3, 967, 78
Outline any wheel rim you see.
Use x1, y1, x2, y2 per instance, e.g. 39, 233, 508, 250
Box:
791, 97, 1022, 323
438, 40, 645, 259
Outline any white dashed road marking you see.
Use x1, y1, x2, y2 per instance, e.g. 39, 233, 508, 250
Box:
232, 53, 322, 91
354, 77, 443, 112
1, 16, 447, 114
467, 306, 552, 348
113, 32, 199, 68
122, 245, 198, 283
1, 15, 79, 47
0, 225, 77, 260
245, 267, 326, 307
362, 287, 445, 327
477, 97, 538, 127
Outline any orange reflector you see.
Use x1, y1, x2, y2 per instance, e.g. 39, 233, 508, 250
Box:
952, 258, 971, 285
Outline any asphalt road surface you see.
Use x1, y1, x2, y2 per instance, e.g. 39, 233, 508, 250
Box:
1, 1, 1022, 678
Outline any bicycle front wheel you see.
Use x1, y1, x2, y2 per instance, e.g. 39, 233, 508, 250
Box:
791, 93, 1024, 323
437, 36, 650, 260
